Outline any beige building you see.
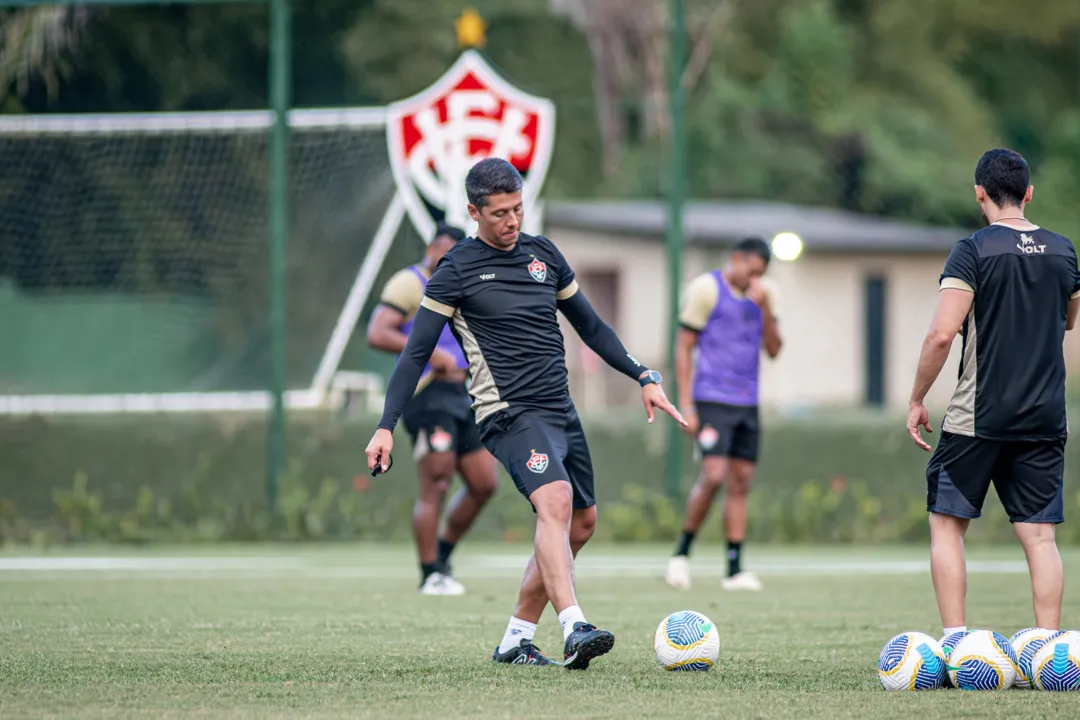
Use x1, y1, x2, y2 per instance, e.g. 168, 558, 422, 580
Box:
542, 199, 1080, 414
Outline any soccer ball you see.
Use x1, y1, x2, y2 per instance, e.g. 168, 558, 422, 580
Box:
947, 629, 1018, 690
654, 610, 720, 671
939, 630, 969, 688
1010, 628, 1057, 688
1017, 630, 1067, 688
877, 631, 946, 690
1030, 631, 1080, 691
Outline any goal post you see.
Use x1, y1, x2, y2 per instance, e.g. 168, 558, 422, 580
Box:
1, 0, 307, 502
0, 105, 402, 416
2, 19, 558, 509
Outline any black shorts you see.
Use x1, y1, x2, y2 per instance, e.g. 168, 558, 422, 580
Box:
479, 406, 595, 511
926, 431, 1066, 523
694, 401, 760, 463
401, 381, 483, 459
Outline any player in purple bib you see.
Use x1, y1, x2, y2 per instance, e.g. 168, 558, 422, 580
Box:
666, 237, 783, 592
367, 223, 497, 596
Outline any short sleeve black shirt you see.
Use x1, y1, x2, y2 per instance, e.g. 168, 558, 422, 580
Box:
939, 225, 1080, 440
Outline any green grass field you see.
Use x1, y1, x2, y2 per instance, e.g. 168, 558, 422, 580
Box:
2, 543, 1079, 719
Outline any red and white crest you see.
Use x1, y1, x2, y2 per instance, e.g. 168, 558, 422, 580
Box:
528, 258, 547, 283
386, 50, 556, 243
429, 427, 453, 453
526, 451, 549, 474
698, 425, 719, 451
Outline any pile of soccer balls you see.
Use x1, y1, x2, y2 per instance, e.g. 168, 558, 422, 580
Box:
653, 611, 1080, 690
878, 628, 1080, 691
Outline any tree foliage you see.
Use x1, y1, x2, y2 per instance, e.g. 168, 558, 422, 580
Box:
2, 0, 1079, 249
665, 0, 1079, 231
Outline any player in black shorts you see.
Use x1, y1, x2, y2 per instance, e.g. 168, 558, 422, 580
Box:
367, 223, 497, 596
366, 158, 686, 669
665, 240, 782, 592
907, 148, 1080, 636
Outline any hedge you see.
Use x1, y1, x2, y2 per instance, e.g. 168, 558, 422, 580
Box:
1, 410, 1077, 546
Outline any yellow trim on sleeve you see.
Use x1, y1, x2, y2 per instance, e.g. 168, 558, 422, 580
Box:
556, 280, 579, 301
420, 296, 456, 317
940, 277, 974, 293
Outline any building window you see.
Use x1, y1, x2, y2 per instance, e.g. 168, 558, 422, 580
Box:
864, 275, 887, 407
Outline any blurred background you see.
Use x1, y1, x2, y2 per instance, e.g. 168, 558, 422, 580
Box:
2, 0, 1079, 548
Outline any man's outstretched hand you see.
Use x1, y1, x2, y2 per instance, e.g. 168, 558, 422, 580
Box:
365, 428, 394, 474
642, 383, 688, 427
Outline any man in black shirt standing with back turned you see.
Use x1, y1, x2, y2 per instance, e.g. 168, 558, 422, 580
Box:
907, 148, 1080, 637
365, 157, 686, 669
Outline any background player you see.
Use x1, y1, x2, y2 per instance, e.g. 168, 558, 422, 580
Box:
366, 223, 498, 596
666, 237, 782, 592
365, 158, 686, 669
907, 148, 1080, 635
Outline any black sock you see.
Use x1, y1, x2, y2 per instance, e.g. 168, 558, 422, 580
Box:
675, 530, 696, 557
420, 562, 440, 584
727, 541, 742, 577
436, 539, 456, 572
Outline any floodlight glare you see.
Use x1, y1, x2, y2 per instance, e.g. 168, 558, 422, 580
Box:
771, 232, 803, 261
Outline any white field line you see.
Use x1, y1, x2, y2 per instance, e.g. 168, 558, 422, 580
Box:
0, 554, 1029, 578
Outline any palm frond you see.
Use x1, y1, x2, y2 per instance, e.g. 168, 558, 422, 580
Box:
0, 7, 90, 101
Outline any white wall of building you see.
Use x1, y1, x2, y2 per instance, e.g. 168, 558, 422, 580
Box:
550, 225, 1080, 413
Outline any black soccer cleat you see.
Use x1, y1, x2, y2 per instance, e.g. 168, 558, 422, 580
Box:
562, 622, 615, 670
492, 639, 553, 666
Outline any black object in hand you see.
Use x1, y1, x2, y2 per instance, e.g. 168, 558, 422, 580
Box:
370, 453, 394, 477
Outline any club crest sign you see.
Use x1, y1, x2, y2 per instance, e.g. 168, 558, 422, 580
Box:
385, 50, 556, 242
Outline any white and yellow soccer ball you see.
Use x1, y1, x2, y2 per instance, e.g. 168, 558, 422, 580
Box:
1030, 630, 1080, 691
654, 610, 720, 671
1010, 628, 1057, 688
877, 632, 947, 691
947, 629, 1019, 690
1017, 630, 1067, 688
939, 630, 970, 688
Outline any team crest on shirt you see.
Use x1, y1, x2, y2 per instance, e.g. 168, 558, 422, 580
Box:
429, 427, 453, 452
698, 425, 719, 451
528, 258, 547, 283
526, 450, 549, 474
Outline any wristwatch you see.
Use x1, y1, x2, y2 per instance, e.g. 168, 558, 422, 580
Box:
639, 370, 663, 387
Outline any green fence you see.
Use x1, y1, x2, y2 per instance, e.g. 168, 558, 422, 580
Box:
2, 0, 293, 502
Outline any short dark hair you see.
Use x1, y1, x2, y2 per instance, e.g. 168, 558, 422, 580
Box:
974, 148, 1030, 208
734, 236, 771, 264
465, 158, 524, 209
434, 222, 465, 243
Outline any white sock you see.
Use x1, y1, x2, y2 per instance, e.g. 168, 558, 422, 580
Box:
497, 617, 536, 654
943, 626, 967, 636
558, 605, 587, 641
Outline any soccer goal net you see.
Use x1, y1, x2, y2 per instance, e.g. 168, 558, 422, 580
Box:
0, 108, 423, 415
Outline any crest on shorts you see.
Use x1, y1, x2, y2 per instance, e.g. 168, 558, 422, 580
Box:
698, 425, 719, 451
385, 50, 556, 243
528, 258, 547, 283
429, 427, 453, 453
526, 450, 549, 474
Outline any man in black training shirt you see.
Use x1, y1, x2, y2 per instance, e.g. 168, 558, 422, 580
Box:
366, 158, 686, 669
907, 148, 1080, 638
